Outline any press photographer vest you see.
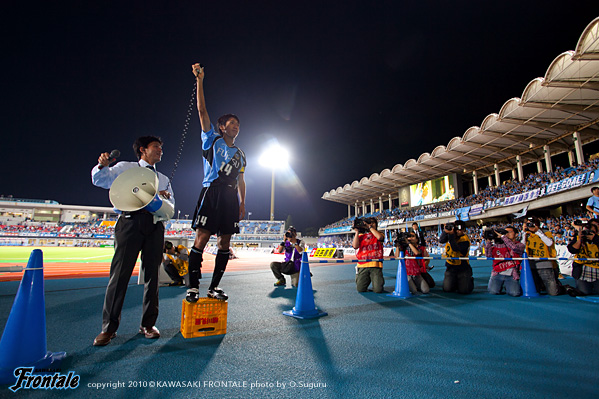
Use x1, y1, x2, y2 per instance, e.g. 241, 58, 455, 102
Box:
444, 235, 470, 266
357, 233, 383, 268
165, 245, 189, 276
575, 242, 599, 268
490, 245, 520, 273
525, 230, 556, 259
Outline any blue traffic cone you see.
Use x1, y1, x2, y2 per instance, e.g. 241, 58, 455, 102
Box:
0, 249, 66, 384
283, 252, 327, 319
520, 252, 540, 298
388, 251, 414, 299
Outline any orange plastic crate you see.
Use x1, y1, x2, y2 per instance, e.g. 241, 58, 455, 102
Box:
180, 298, 228, 338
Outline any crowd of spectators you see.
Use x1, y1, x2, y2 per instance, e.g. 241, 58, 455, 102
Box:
0, 219, 287, 242
320, 211, 588, 250
323, 158, 599, 231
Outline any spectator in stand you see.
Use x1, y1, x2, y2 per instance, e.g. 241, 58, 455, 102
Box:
411, 222, 426, 247
485, 226, 524, 296
586, 186, 599, 219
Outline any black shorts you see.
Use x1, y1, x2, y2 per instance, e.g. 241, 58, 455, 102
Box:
192, 184, 240, 236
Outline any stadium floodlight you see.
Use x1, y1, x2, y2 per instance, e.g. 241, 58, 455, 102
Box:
259, 144, 289, 221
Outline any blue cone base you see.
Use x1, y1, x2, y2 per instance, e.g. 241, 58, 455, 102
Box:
0, 350, 66, 385
387, 292, 414, 299
522, 293, 541, 298
283, 308, 328, 319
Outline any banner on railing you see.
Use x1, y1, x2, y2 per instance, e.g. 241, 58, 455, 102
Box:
502, 188, 541, 207
469, 204, 484, 216
545, 172, 589, 195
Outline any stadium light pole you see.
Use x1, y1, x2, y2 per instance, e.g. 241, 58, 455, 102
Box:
259, 144, 289, 221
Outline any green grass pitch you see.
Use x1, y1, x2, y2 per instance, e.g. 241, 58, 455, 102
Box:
0, 246, 116, 263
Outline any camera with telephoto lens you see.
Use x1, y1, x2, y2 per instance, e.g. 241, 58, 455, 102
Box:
393, 230, 409, 249
483, 228, 507, 242
353, 217, 375, 234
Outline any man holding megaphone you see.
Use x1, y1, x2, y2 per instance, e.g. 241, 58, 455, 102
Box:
90, 136, 174, 346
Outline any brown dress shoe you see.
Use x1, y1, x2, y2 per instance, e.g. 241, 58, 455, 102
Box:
139, 326, 160, 339
93, 331, 116, 346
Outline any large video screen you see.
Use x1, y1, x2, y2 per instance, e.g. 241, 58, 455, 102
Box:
410, 175, 455, 207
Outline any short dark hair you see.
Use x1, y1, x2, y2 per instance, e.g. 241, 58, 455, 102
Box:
216, 114, 240, 134
133, 136, 163, 160
505, 225, 519, 235
592, 186, 599, 192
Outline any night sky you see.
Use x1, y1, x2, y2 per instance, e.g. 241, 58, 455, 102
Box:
1, 1, 596, 232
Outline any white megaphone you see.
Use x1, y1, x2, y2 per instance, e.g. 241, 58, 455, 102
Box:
109, 167, 175, 224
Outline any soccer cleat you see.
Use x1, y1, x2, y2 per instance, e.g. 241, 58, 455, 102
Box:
274, 279, 286, 286
185, 288, 199, 303
208, 288, 228, 300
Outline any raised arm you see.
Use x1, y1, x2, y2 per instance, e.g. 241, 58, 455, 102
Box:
192, 63, 211, 133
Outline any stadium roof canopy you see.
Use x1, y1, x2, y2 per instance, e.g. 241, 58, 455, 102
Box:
322, 17, 599, 206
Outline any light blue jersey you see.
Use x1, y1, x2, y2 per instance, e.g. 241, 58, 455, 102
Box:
587, 195, 599, 218
202, 124, 246, 188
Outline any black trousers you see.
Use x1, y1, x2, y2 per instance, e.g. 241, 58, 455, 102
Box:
443, 265, 474, 294
102, 212, 164, 333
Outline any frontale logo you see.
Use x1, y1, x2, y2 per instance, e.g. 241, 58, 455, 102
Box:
9, 367, 80, 392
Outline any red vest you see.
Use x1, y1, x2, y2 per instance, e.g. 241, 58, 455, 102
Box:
357, 233, 383, 267
491, 245, 520, 273
405, 246, 426, 276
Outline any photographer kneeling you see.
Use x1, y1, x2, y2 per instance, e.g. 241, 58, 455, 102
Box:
484, 226, 524, 297
353, 217, 385, 293
567, 220, 599, 295
271, 227, 303, 287
396, 232, 430, 294
439, 221, 473, 294
162, 241, 189, 286
522, 216, 561, 296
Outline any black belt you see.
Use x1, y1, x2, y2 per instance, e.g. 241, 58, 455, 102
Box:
122, 209, 151, 216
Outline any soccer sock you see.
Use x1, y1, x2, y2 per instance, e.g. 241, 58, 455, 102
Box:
188, 246, 203, 289
210, 249, 229, 290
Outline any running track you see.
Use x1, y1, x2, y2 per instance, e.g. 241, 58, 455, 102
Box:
0, 252, 353, 282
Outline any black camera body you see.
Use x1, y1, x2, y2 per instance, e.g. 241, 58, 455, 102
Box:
393, 230, 409, 249
581, 229, 594, 237
353, 217, 375, 234
285, 231, 292, 238
483, 228, 507, 243
573, 220, 594, 239
443, 223, 455, 231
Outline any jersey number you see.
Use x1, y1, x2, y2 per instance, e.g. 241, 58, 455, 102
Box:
220, 162, 233, 176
